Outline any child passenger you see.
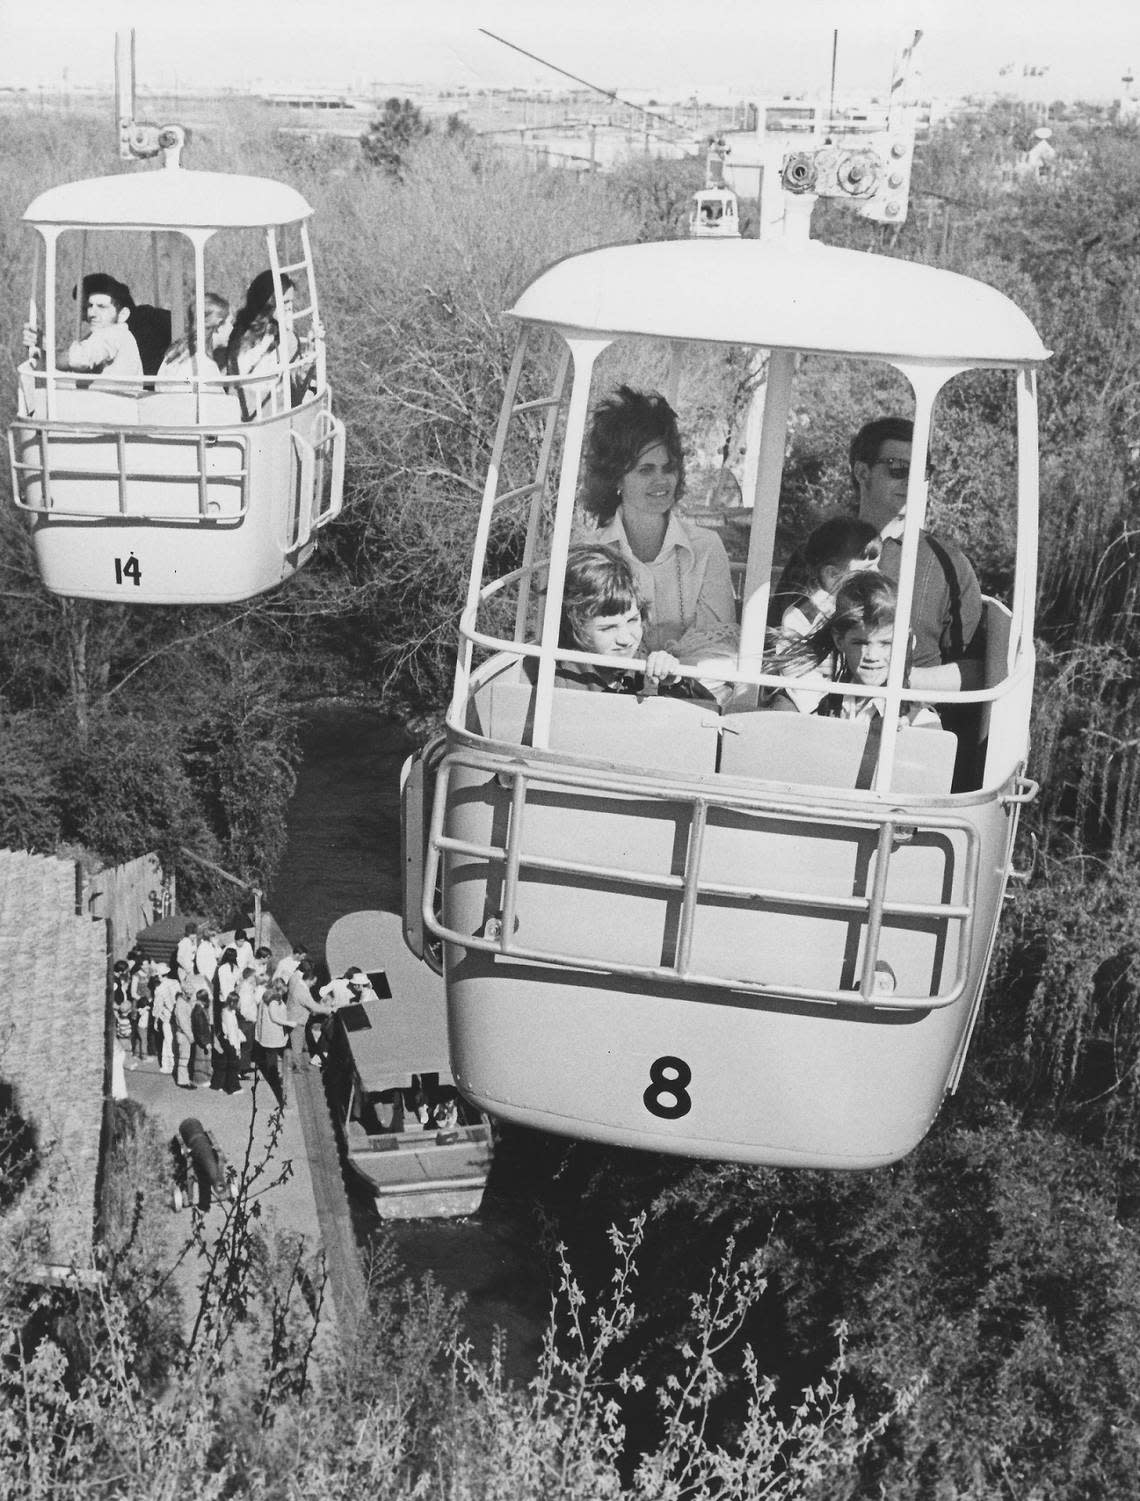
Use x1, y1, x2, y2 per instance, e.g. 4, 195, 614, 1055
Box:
159, 292, 232, 378
772, 571, 940, 727
779, 515, 882, 640
773, 516, 882, 711
541, 545, 692, 696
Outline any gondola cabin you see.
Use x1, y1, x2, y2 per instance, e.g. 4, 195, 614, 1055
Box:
403, 232, 1046, 1170
8, 160, 344, 603
689, 186, 741, 239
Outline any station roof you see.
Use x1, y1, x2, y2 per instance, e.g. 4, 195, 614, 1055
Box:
24, 168, 313, 230
509, 238, 1049, 366
327, 910, 453, 1092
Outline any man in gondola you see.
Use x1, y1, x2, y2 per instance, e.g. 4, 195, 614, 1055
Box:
848, 416, 985, 697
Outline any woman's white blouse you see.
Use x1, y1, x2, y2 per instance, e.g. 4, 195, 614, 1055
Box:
590, 510, 736, 652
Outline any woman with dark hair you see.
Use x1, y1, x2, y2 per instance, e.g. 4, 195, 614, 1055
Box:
226, 270, 300, 418
579, 385, 736, 654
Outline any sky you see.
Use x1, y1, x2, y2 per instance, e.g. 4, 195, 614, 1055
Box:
3, 0, 1140, 102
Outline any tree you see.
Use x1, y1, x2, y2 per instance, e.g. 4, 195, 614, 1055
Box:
360, 97, 432, 179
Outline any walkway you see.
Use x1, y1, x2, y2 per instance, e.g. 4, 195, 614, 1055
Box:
126, 1043, 367, 1335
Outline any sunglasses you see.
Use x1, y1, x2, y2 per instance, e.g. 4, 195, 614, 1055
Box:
873, 458, 935, 481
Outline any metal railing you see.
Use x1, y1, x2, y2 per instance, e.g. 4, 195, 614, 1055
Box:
9, 419, 250, 521
423, 745, 981, 1012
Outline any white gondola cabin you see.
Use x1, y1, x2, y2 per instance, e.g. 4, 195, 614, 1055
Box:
403, 235, 1046, 1171
689, 187, 741, 239
9, 161, 344, 603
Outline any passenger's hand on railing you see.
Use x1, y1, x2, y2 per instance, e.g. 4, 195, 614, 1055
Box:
644, 649, 683, 690
21, 324, 42, 363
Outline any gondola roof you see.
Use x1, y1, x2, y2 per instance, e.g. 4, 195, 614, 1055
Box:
509, 238, 1050, 366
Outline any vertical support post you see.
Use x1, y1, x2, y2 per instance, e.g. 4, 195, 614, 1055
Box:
738, 348, 794, 682
43, 232, 58, 422
532, 337, 609, 750
300, 222, 326, 394
450, 330, 530, 728
76, 230, 88, 342
1011, 368, 1039, 673
871, 369, 939, 795
192, 236, 207, 424
115, 30, 135, 160
266, 228, 286, 417
513, 344, 572, 643
664, 342, 684, 410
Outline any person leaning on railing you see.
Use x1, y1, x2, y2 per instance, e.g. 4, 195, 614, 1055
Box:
24, 272, 143, 389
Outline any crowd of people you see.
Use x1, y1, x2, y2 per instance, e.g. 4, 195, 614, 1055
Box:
560, 388, 983, 736
111, 926, 377, 1111
25, 269, 315, 414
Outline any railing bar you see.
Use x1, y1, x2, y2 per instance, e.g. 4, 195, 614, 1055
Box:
116, 429, 128, 514
197, 433, 209, 517
41, 428, 54, 508
13, 467, 243, 485
498, 774, 528, 952
12, 422, 248, 447
444, 747, 980, 833
8, 423, 251, 520
430, 756, 978, 1009
858, 822, 895, 998
511, 396, 561, 414
423, 917, 968, 1012
674, 800, 708, 972
460, 623, 1032, 705
433, 835, 971, 920
489, 482, 543, 506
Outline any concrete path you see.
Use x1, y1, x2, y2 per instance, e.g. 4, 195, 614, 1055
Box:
125, 1042, 366, 1335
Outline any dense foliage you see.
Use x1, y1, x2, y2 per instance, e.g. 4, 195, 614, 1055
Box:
3, 96, 1140, 1495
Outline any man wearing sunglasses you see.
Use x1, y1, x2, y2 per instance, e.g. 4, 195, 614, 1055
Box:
849, 416, 984, 695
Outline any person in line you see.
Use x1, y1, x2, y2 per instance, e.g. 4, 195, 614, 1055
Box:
175, 922, 198, 990
579, 386, 737, 660
533, 544, 692, 696
150, 964, 180, 1075
284, 956, 331, 1066
158, 292, 231, 379
172, 985, 196, 1090
190, 985, 213, 1087
128, 950, 153, 1062
772, 571, 940, 728
273, 942, 308, 987
215, 946, 241, 1008
254, 977, 292, 1110
52, 274, 143, 385
194, 925, 220, 993
235, 965, 262, 1078
232, 928, 255, 975
218, 994, 245, 1095
112, 962, 135, 1066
